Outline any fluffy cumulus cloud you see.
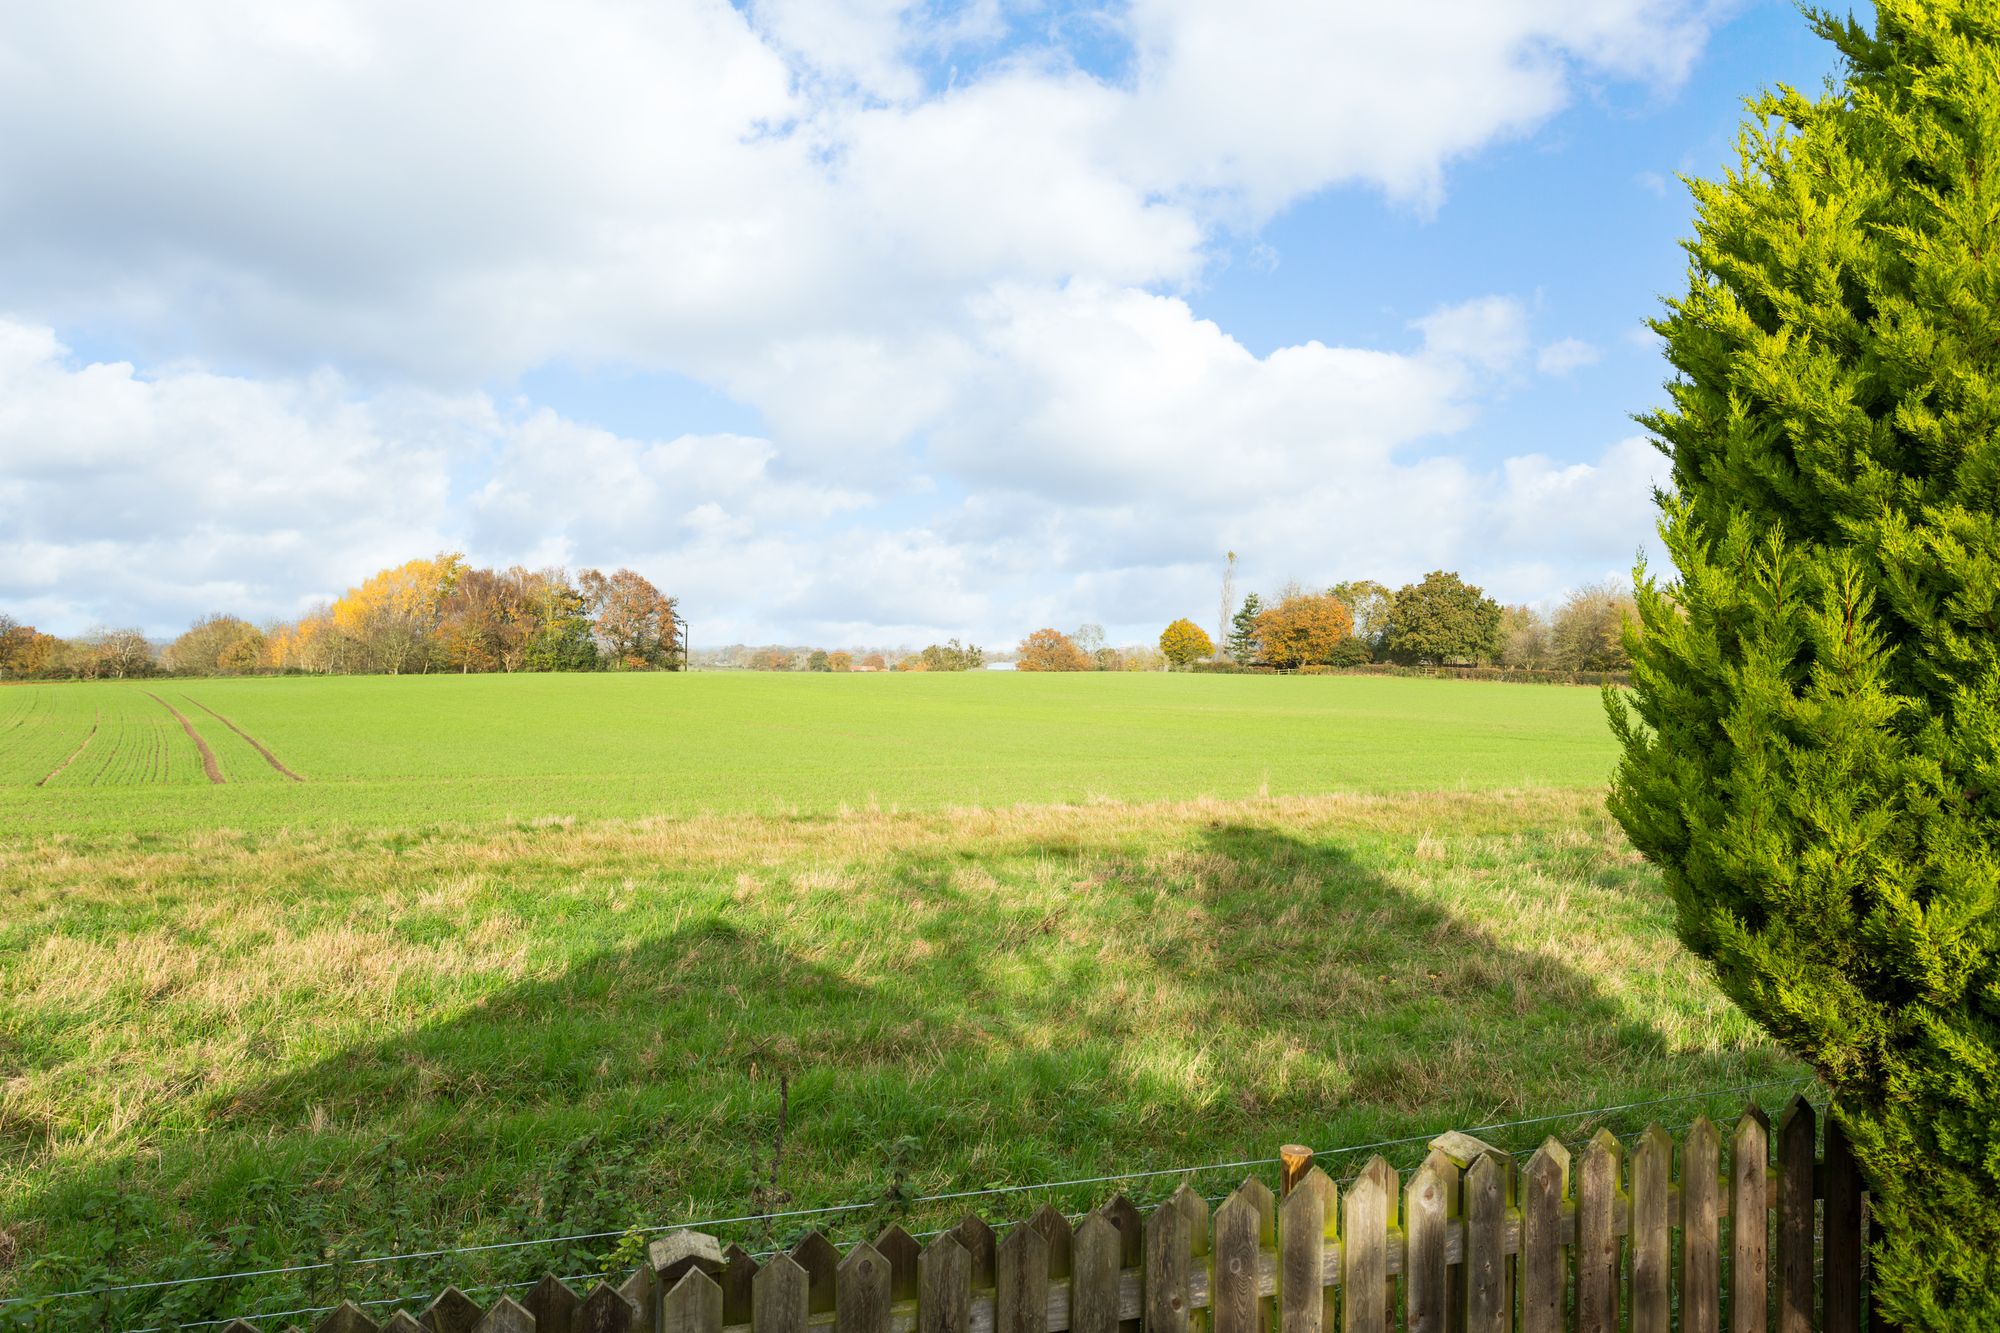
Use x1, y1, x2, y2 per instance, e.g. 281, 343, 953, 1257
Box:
0, 0, 1705, 641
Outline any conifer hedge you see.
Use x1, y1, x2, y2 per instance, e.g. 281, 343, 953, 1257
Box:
1610, 3, 2000, 1324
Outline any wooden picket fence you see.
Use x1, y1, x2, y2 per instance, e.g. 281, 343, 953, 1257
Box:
211, 1098, 1886, 1333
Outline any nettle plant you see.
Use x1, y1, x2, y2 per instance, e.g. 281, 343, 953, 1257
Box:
1609, 2, 2000, 1326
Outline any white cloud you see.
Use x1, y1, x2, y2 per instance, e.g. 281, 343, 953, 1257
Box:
0, 2, 1712, 640
1536, 337, 1602, 374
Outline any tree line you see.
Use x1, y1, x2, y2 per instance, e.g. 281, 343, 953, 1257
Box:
1003, 571, 1641, 673
0, 555, 681, 680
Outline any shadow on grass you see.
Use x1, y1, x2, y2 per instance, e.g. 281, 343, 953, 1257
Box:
10, 820, 1798, 1328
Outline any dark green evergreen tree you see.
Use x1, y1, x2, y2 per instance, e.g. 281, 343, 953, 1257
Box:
1610, 4, 2000, 1324
1226, 592, 1262, 664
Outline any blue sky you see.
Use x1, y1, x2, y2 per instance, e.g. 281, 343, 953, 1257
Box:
0, 1, 1861, 646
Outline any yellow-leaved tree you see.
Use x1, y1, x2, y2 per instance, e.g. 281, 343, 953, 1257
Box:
330, 553, 467, 674
1157, 618, 1213, 669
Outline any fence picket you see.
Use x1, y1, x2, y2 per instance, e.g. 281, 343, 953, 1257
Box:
472, 1296, 536, 1333
1214, 1185, 1264, 1333
1073, 1213, 1122, 1333
1356, 1159, 1397, 1331
1630, 1124, 1672, 1333
1521, 1139, 1569, 1333
1146, 1191, 1194, 1333
956, 1215, 999, 1295
315, 1301, 378, 1333
382, 1315, 423, 1333
797, 1234, 842, 1315
525, 1274, 580, 1333
998, 1224, 1051, 1333
424, 1287, 484, 1333
664, 1270, 724, 1333
1683, 1117, 1722, 1333
1731, 1106, 1770, 1333
1575, 1130, 1622, 1333
1402, 1151, 1453, 1333
877, 1228, 923, 1305
753, 1253, 811, 1333
1340, 1157, 1388, 1333
920, 1234, 973, 1333
839, 1242, 893, 1333
576, 1282, 638, 1333
1278, 1166, 1334, 1333
1462, 1150, 1509, 1333
1823, 1116, 1863, 1333
1101, 1195, 1145, 1333
723, 1246, 762, 1326
1775, 1098, 1814, 1333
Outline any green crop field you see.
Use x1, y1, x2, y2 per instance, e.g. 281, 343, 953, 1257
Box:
0, 672, 1620, 835
0, 674, 1808, 1331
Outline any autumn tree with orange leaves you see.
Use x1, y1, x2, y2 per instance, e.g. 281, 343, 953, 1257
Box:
1015, 627, 1090, 671
1254, 593, 1354, 669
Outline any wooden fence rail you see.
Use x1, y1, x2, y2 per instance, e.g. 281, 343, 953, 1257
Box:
210, 1098, 1885, 1333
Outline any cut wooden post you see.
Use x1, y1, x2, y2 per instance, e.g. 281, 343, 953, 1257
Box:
317, 1302, 380, 1333
1731, 1106, 1770, 1333
878, 1226, 923, 1305
1520, 1139, 1570, 1333
1279, 1147, 1315, 1199
653, 1232, 727, 1285
1775, 1098, 1815, 1333
996, 1224, 1051, 1333
1461, 1150, 1509, 1333
1341, 1157, 1389, 1333
1631, 1124, 1672, 1333
576, 1283, 639, 1333
721, 1245, 761, 1326
919, 1234, 972, 1333
1575, 1130, 1623, 1333
1683, 1117, 1722, 1333
1403, 1149, 1456, 1333
423, 1287, 484, 1333
1278, 1166, 1335, 1333
838, 1242, 893, 1333
754, 1253, 811, 1333
1823, 1115, 1863, 1333
795, 1233, 842, 1316
663, 1270, 724, 1333
1145, 1191, 1194, 1333
1214, 1184, 1266, 1333
525, 1275, 580, 1333
1073, 1214, 1123, 1333
471, 1296, 535, 1333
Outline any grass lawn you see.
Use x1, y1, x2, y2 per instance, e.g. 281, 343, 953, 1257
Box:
1, 767, 1806, 1329
0, 672, 1619, 834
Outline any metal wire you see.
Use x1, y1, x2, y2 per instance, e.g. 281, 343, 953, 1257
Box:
10, 1075, 1814, 1316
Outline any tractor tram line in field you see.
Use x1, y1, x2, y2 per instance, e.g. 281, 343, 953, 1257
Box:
36, 706, 97, 786
181, 692, 305, 781
142, 691, 224, 784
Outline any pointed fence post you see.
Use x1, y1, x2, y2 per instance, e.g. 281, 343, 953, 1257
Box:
1402, 1150, 1457, 1333
316, 1301, 379, 1333
1731, 1106, 1770, 1333
997, 1224, 1051, 1333
919, 1234, 973, 1333
471, 1296, 536, 1333
721, 1246, 761, 1327
838, 1243, 893, 1333
795, 1234, 841, 1317
754, 1253, 810, 1333
1775, 1098, 1815, 1333
1073, 1214, 1122, 1333
1520, 1139, 1570, 1333
526, 1275, 581, 1333
1683, 1117, 1722, 1333
1824, 1115, 1863, 1333
663, 1270, 724, 1333
1214, 1180, 1273, 1333
1278, 1166, 1335, 1333
1575, 1130, 1623, 1333
1461, 1149, 1511, 1333
1631, 1125, 1673, 1333
1146, 1190, 1194, 1333
1340, 1158, 1389, 1333
424, 1287, 485, 1333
